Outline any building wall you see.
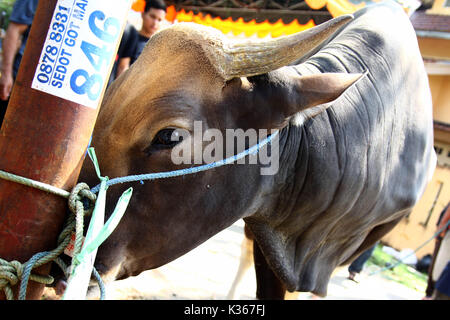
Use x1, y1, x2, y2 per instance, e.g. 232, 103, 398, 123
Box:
417, 37, 450, 60
382, 165, 450, 258
429, 75, 450, 124
427, 0, 450, 15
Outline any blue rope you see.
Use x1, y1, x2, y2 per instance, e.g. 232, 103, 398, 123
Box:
369, 219, 450, 277
19, 251, 50, 300
91, 131, 279, 194
17, 251, 106, 300
92, 267, 105, 300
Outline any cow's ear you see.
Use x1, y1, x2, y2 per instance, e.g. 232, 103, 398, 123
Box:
293, 72, 363, 114
232, 72, 363, 130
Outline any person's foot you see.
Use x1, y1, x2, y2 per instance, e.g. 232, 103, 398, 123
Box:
347, 271, 359, 283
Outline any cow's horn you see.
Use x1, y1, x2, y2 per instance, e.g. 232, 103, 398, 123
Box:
221, 14, 353, 80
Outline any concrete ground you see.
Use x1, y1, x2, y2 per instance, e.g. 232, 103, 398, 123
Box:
76, 220, 425, 300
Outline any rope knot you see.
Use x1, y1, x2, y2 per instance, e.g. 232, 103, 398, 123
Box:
0, 259, 23, 285
68, 182, 96, 216
0, 259, 24, 299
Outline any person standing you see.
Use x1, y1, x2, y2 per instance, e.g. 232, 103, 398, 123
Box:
110, 0, 166, 83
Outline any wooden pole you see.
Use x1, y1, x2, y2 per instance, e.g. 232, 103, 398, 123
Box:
0, 0, 130, 299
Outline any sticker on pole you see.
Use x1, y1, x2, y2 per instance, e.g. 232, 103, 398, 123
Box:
32, 0, 131, 108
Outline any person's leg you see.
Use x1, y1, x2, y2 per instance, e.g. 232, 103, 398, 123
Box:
424, 239, 442, 298
432, 261, 450, 300
348, 245, 376, 281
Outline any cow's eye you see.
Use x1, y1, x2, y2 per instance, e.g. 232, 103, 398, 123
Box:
144, 128, 184, 155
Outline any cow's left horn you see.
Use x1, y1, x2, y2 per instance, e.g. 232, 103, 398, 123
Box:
221, 14, 353, 80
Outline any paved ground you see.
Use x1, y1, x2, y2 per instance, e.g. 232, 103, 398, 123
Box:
70, 220, 425, 300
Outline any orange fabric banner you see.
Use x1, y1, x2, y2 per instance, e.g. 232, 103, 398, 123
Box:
130, 0, 374, 37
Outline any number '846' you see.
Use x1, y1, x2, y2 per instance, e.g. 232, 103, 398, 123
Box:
70, 11, 119, 101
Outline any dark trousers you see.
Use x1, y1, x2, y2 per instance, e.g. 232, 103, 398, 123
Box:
348, 244, 377, 274
435, 261, 450, 298
0, 98, 8, 127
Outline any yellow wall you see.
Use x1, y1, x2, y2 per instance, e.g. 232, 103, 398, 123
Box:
417, 37, 450, 60
429, 75, 450, 124
382, 165, 450, 258
426, 0, 450, 15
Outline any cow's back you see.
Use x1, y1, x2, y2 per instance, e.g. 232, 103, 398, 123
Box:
292, 1, 434, 219
245, 1, 435, 295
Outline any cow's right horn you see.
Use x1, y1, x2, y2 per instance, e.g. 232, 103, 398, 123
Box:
220, 14, 353, 80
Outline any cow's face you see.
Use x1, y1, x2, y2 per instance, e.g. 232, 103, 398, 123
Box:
79, 19, 361, 282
